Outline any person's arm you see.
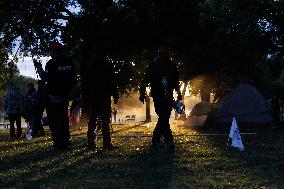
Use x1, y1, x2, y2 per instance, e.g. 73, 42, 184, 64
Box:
33, 59, 48, 82
139, 63, 152, 103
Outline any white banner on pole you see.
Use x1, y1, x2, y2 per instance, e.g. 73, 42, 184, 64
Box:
228, 117, 244, 151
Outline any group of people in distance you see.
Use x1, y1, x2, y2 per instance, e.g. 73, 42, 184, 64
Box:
4, 81, 46, 139
5, 41, 182, 151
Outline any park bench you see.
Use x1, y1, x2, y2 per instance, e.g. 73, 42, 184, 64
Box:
125, 115, 136, 122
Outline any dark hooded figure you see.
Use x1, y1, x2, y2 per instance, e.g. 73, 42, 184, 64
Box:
86, 48, 119, 150
34, 42, 76, 150
139, 45, 182, 150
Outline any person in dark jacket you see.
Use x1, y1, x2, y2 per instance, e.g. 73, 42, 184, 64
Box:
32, 80, 47, 137
23, 83, 37, 138
34, 42, 76, 150
4, 85, 24, 138
86, 48, 119, 150
139, 45, 182, 150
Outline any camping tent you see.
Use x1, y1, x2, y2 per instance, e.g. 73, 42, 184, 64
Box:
190, 101, 212, 116
216, 84, 273, 128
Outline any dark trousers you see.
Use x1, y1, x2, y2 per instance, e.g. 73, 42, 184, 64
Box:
87, 98, 112, 147
32, 111, 45, 136
152, 98, 174, 145
8, 114, 22, 138
47, 100, 70, 148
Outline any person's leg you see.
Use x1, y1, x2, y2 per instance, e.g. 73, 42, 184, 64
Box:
153, 99, 174, 148
101, 98, 114, 149
31, 112, 38, 137
162, 100, 174, 146
61, 101, 70, 145
152, 100, 164, 147
101, 113, 112, 149
47, 102, 61, 148
87, 105, 98, 149
38, 111, 45, 136
15, 114, 22, 138
8, 114, 16, 138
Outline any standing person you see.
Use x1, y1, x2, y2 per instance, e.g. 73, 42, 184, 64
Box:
139, 45, 182, 150
23, 83, 37, 137
86, 48, 119, 150
4, 85, 24, 139
32, 80, 47, 137
33, 42, 76, 150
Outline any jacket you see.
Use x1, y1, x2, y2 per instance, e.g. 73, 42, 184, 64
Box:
4, 88, 24, 114
139, 58, 180, 100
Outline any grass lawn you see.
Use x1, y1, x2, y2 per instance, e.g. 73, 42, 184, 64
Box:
0, 121, 283, 189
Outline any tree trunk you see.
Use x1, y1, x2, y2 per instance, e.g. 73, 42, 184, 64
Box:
145, 94, 151, 122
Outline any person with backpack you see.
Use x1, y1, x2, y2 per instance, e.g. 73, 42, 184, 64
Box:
139, 45, 182, 150
33, 42, 76, 150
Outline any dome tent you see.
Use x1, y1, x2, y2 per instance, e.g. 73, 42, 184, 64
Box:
216, 84, 273, 128
190, 101, 212, 116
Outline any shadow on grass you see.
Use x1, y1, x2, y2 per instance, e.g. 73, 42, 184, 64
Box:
177, 128, 284, 188
0, 133, 175, 189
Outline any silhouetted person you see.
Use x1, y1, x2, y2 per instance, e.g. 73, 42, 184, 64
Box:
4, 85, 24, 139
139, 45, 182, 150
32, 80, 47, 137
23, 83, 37, 135
86, 48, 119, 150
34, 42, 76, 150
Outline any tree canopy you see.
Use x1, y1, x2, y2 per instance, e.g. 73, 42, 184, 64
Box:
1, 0, 284, 97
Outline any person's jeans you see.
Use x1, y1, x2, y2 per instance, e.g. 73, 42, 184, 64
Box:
47, 99, 70, 148
87, 98, 112, 147
8, 114, 22, 138
152, 98, 174, 145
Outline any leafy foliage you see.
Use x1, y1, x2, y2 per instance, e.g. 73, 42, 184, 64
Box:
1, 0, 284, 97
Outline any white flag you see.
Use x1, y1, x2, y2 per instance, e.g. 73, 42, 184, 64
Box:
228, 117, 244, 151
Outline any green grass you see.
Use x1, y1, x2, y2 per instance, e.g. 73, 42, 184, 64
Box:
0, 122, 283, 189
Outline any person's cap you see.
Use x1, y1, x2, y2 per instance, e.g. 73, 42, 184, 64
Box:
50, 41, 64, 50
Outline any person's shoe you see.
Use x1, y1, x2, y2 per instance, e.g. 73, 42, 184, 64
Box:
53, 144, 68, 151
165, 143, 175, 151
87, 140, 97, 150
151, 142, 161, 149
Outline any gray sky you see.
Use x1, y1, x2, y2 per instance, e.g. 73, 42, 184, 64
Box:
13, 56, 50, 78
